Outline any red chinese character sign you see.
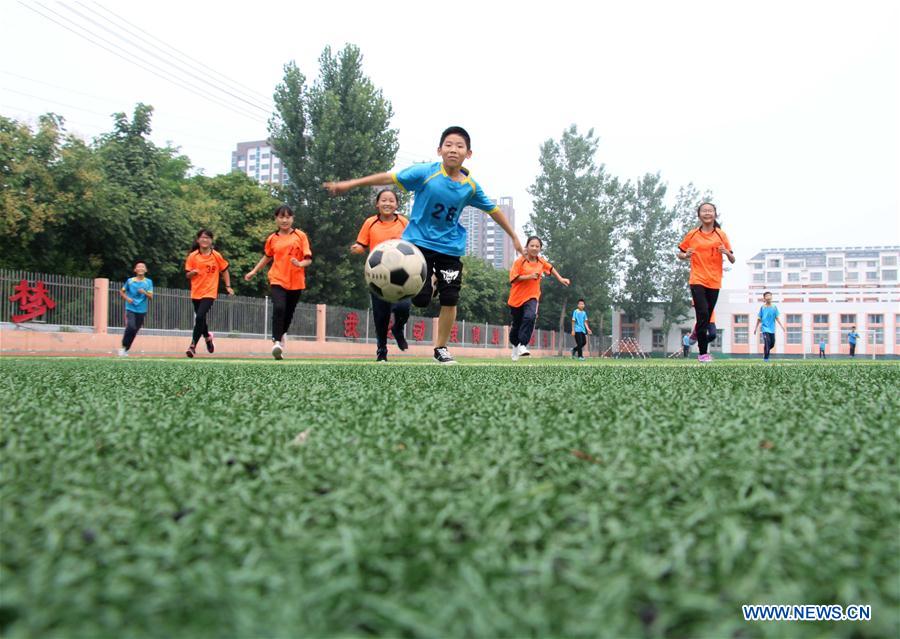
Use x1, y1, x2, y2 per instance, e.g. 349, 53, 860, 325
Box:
529, 332, 536, 346
542, 332, 550, 348
343, 312, 360, 339
449, 323, 459, 343
471, 326, 481, 344
491, 328, 500, 345
412, 320, 426, 342
9, 280, 56, 323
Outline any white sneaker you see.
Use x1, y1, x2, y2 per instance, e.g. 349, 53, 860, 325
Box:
511, 345, 520, 361
272, 342, 283, 360
433, 346, 456, 365
518, 345, 531, 357
117, 348, 128, 357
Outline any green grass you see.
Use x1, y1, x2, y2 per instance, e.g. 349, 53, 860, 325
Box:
1, 358, 898, 638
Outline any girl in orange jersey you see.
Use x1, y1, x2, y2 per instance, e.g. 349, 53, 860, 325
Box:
351, 189, 411, 362
508, 236, 570, 361
184, 229, 233, 358
677, 202, 735, 362
244, 205, 312, 360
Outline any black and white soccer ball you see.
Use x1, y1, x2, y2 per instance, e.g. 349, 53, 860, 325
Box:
364, 239, 427, 302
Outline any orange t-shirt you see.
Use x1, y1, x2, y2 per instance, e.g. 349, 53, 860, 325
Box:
355, 214, 408, 251
185, 249, 229, 300
678, 227, 732, 289
264, 229, 312, 290
508, 255, 553, 308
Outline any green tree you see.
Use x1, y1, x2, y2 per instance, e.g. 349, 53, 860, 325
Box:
456, 256, 509, 324
619, 172, 669, 336
268, 45, 398, 306
527, 125, 625, 349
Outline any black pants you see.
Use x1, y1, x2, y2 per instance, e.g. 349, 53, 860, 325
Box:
850, 343, 856, 357
191, 298, 215, 345
683, 345, 690, 358
690, 285, 720, 355
122, 311, 145, 350
572, 332, 587, 358
371, 293, 411, 352
762, 332, 775, 360
271, 285, 302, 342
819, 350, 826, 359
413, 247, 463, 308
509, 299, 538, 347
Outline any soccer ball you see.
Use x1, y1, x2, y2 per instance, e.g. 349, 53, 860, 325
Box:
364, 239, 427, 302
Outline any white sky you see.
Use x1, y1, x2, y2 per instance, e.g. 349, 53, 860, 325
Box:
2, 0, 898, 287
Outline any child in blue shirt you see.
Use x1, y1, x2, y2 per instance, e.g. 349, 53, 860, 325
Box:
848, 326, 860, 357
819, 337, 826, 358
571, 299, 592, 360
752, 291, 786, 361
118, 260, 154, 356
324, 126, 523, 365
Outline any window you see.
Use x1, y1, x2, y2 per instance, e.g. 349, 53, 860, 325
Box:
868, 314, 883, 324
787, 327, 802, 344
261, 152, 270, 158
652, 329, 665, 349
807, 255, 826, 267
813, 331, 828, 345
865, 272, 878, 281
840, 314, 856, 324
813, 314, 829, 324
810, 272, 823, 282
847, 261, 858, 268
734, 314, 748, 325
866, 261, 877, 268
847, 272, 859, 282
766, 272, 782, 283
896, 315, 900, 345
753, 263, 763, 270
768, 259, 781, 268
752, 274, 765, 283
734, 327, 748, 344
828, 271, 843, 283
883, 270, 897, 280
621, 325, 635, 340
786, 261, 804, 268
882, 256, 897, 266
261, 163, 269, 169
788, 273, 800, 282
828, 257, 843, 267
786, 314, 802, 324
871, 328, 884, 345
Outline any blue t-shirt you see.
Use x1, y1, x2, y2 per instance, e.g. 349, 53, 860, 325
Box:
758, 305, 779, 334
683, 334, 691, 347
819, 340, 826, 350
393, 162, 500, 257
848, 331, 859, 345
123, 277, 153, 314
572, 309, 588, 333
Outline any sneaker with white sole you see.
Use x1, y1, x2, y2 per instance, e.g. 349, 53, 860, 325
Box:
518, 345, 531, 357
117, 348, 128, 357
511, 345, 520, 361
433, 346, 456, 365
272, 342, 283, 360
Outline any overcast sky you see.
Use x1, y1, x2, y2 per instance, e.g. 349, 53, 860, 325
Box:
3, 0, 898, 287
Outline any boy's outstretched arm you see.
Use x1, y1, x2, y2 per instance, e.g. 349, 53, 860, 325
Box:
323, 173, 394, 196
487, 209, 524, 255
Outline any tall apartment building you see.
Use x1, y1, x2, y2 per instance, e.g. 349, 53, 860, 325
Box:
458, 196, 516, 269
747, 246, 899, 288
231, 140, 289, 186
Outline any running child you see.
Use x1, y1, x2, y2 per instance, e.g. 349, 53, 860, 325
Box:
848, 326, 860, 357
324, 126, 524, 365
118, 260, 153, 356
184, 229, 233, 358
351, 188, 411, 362
244, 205, 312, 360
753, 291, 786, 361
677, 202, 735, 362
508, 236, 570, 361
571, 299, 592, 360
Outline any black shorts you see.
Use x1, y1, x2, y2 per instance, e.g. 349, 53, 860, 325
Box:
413, 246, 463, 307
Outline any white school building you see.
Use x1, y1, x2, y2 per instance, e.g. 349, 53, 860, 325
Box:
612, 246, 900, 357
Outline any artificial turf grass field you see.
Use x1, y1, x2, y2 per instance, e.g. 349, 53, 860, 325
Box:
0, 358, 898, 639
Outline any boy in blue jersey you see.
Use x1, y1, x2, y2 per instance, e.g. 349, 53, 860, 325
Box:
118, 260, 154, 356
571, 299, 592, 360
847, 326, 860, 357
752, 291, 786, 361
324, 126, 523, 364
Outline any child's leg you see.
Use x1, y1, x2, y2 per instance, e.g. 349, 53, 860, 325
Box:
431, 251, 463, 349
519, 299, 538, 347
437, 306, 457, 348
191, 299, 214, 345
282, 289, 302, 337
691, 286, 717, 355
122, 311, 144, 350
391, 299, 411, 336
271, 286, 288, 342
509, 305, 523, 347
371, 293, 392, 351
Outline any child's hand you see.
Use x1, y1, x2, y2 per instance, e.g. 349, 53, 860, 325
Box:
532, 272, 542, 280
718, 244, 730, 255
350, 244, 365, 255
684, 248, 695, 257
225, 286, 235, 296
323, 181, 349, 196
127, 298, 134, 304
560, 277, 571, 286
244, 271, 255, 281
290, 258, 302, 267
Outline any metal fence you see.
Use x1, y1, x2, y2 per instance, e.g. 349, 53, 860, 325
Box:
0, 270, 95, 329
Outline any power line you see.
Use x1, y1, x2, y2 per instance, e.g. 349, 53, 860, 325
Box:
58, 1, 273, 114
19, 2, 265, 123
84, 1, 274, 110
